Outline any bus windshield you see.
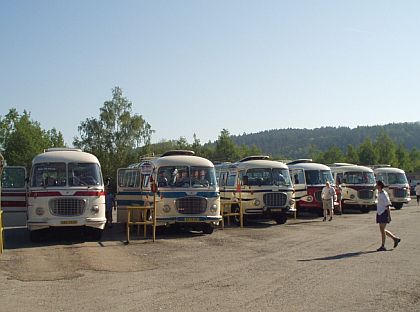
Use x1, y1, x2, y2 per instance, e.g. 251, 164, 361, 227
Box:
344, 171, 375, 185
387, 172, 408, 184
32, 163, 67, 187
157, 166, 216, 188
68, 163, 102, 186
305, 170, 333, 186
245, 168, 292, 186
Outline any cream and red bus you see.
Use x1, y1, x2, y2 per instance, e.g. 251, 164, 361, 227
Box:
331, 164, 377, 213
373, 166, 410, 209
287, 159, 335, 216
117, 150, 221, 234
27, 148, 106, 241
216, 156, 294, 224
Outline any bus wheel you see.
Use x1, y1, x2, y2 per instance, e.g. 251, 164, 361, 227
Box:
274, 214, 287, 225
29, 230, 42, 243
360, 206, 370, 213
393, 203, 403, 210
202, 223, 214, 234
87, 228, 103, 241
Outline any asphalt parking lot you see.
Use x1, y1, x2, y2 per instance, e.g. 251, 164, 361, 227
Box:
1, 202, 420, 312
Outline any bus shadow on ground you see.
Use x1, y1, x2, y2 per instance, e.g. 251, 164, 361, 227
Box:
297, 250, 377, 262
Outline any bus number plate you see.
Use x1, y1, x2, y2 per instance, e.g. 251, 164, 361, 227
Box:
61, 220, 77, 225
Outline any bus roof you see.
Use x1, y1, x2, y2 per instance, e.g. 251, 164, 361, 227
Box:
330, 165, 373, 173
153, 154, 214, 168
32, 149, 100, 165
288, 162, 330, 171
373, 167, 406, 174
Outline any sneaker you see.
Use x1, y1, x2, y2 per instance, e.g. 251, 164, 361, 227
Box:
393, 238, 401, 248
377, 246, 386, 252
329, 217, 333, 221
322, 217, 326, 221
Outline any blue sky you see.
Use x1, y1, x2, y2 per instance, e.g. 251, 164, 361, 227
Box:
1, 1, 420, 146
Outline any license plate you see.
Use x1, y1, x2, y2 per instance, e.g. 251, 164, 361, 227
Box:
183, 217, 200, 222
60, 220, 77, 225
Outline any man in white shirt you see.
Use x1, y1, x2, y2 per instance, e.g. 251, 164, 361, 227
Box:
321, 181, 336, 221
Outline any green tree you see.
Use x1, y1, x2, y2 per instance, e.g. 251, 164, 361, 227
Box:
1, 109, 65, 168
375, 131, 397, 166
321, 145, 345, 164
213, 129, 240, 162
358, 138, 378, 165
345, 144, 359, 164
73, 86, 154, 180
395, 145, 410, 171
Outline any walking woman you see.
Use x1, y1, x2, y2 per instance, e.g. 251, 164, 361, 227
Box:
376, 180, 401, 251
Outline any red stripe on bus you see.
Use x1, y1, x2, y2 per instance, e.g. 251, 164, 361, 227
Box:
1, 192, 26, 197
73, 191, 106, 197
29, 191, 62, 197
1, 201, 27, 207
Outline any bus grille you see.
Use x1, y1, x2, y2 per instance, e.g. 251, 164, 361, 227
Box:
314, 191, 322, 202
358, 190, 373, 199
393, 188, 407, 198
49, 198, 86, 216
176, 197, 207, 214
263, 192, 287, 207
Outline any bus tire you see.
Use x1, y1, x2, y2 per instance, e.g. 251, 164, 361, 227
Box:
360, 206, 370, 213
87, 228, 103, 241
202, 223, 214, 234
274, 214, 287, 225
393, 203, 403, 210
29, 230, 42, 243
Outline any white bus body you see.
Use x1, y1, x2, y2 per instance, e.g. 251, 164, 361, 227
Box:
374, 167, 410, 209
27, 148, 106, 241
287, 160, 335, 216
0, 166, 27, 227
216, 156, 294, 224
117, 151, 221, 234
331, 164, 377, 213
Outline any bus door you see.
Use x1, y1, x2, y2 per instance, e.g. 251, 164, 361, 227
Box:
116, 167, 142, 222
1, 166, 27, 227
290, 168, 306, 202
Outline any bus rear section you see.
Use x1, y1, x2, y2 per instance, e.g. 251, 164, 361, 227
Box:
1, 166, 27, 227
331, 164, 377, 213
288, 159, 336, 216
216, 156, 294, 224
374, 166, 410, 209
26, 148, 106, 241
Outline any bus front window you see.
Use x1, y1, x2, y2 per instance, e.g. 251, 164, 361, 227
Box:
32, 163, 67, 187
68, 163, 102, 186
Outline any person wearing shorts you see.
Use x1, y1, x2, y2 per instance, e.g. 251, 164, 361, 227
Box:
321, 181, 336, 221
415, 183, 420, 206
376, 180, 401, 251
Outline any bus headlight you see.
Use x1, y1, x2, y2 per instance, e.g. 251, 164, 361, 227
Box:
210, 204, 218, 212
91, 205, 100, 213
163, 205, 171, 213
350, 194, 355, 199
35, 207, 45, 216
306, 195, 313, 202
254, 199, 261, 206
289, 199, 295, 206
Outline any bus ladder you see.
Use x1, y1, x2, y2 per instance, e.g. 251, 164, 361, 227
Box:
220, 197, 244, 229
126, 193, 157, 244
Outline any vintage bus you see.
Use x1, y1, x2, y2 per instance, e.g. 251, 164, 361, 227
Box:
331, 164, 377, 213
117, 150, 221, 234
27, 148, 106, 241
287, 159, 335, 216
216, 156, 294, 224
0, 165, 27, 227
373, 166, 410, 209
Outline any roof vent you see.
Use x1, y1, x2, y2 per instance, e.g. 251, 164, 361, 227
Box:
161, 150, 195, 157
286, 159, 313, 165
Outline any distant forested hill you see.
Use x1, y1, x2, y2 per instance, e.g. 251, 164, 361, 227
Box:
230, 122, 420, 159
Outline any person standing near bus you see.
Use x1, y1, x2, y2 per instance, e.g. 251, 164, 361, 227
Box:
415, 182, 420, 206
376, 180, 401, 251
321, 181, 336, 221
105, 178, 115, 228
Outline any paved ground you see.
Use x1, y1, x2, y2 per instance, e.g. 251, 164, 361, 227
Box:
1, 202, 419, 312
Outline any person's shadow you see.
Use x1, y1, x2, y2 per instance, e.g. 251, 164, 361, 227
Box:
298, 250, 378, 261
